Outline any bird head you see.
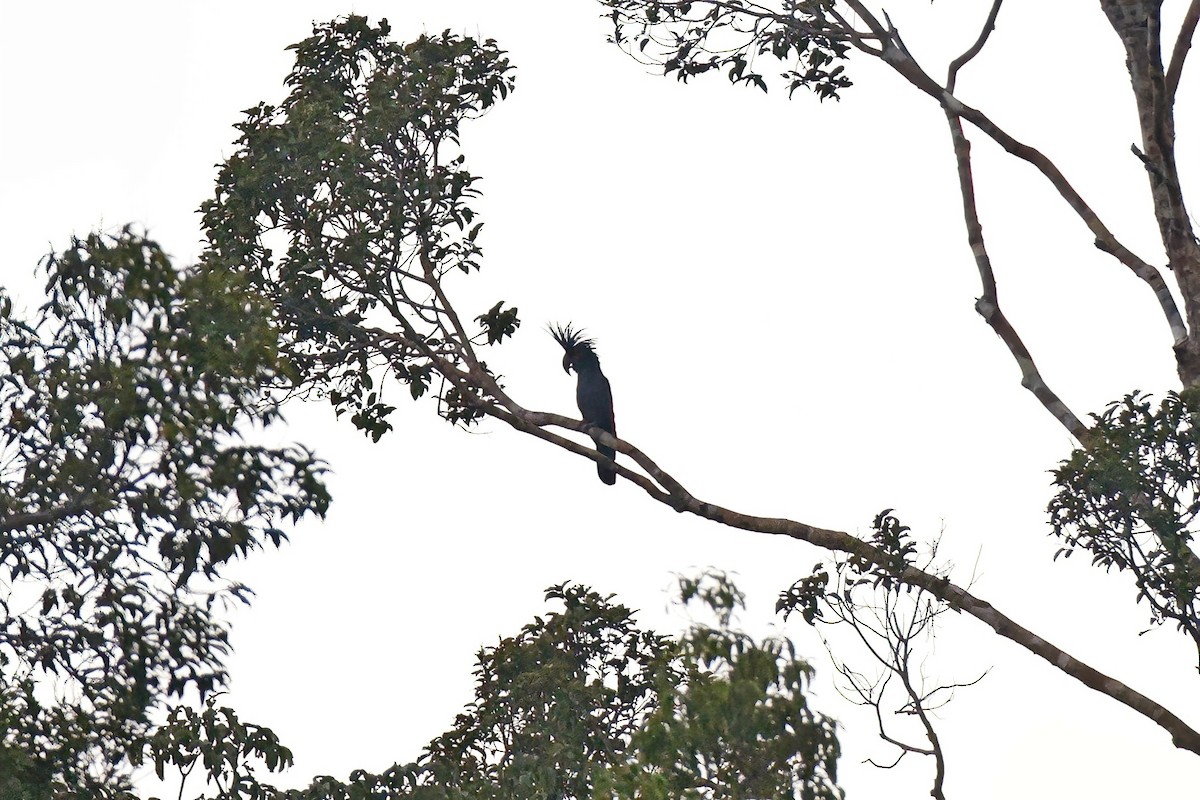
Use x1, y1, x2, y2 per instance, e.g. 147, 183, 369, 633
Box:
549, 323, 598, 374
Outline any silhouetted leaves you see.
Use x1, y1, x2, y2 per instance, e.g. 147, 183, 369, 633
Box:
0, 229, 328, 793
475, 302, 520, 345
135, 696, 294, 797
203, 16, 519, 438
1050, 391, 1200, 664
275, 574, 841, 800
603, 0, 853, 101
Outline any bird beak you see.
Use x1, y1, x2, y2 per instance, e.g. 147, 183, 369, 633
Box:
562, 354, 572, 374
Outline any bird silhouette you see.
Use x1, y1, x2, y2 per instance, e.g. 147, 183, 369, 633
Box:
550, 324, 617, 485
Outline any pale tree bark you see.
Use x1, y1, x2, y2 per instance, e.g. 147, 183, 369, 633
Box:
942, 0, 1086, 439
1101, 0, 1200, 385
836, 0, 1191, 416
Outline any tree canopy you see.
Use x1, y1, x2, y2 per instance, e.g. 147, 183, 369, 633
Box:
0, 230, 328, 794
199, 10, 1200, 765
267, 574, 839, 800
6, 2, 1200, 797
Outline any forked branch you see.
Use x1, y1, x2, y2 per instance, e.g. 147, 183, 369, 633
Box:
841, 0, 1188, 349
944, 109, 1088, 440
796, 534, 981, 800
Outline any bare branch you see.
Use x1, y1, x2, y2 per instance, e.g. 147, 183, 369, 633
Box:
841, 0, 889, 41
918, 670, 990, 711
870, 696, 935, 758
824, 4, 884, 55
944, 109, 1089, 440
947, 0, 1005, 93
1166, 0, 1200, 101
946, 87, 1186, 349
804, 533, 965, 799
843, 0, 1187, 350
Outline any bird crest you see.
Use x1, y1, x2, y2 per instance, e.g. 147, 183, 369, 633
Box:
549, 323, 599, 373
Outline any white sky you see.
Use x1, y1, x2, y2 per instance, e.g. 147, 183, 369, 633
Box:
2, 1, 1199, 797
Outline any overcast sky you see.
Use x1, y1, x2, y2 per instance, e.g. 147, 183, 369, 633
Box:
3, 1, 1199, 797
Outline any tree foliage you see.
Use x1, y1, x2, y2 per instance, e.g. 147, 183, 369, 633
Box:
1051, 390, 1200, 665
273, 574, 839, 800
0, 229, 328, 794
605, 0, 853, 98
201, 15, 517, 441
13, 0, 1200, 795
135, 696, 294, 799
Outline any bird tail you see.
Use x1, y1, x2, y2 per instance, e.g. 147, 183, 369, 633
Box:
597, 445, 616, 485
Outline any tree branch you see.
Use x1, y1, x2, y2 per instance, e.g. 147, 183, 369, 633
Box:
944, 107, 1089, 440
483, 401, 1200, 756
946, 0, 1005, 93
482, 404, 680, 507
946, 84, 1188, 349
843, 0, 1188, 350
1166, 0, 1200, 102
0, 498, 92, 534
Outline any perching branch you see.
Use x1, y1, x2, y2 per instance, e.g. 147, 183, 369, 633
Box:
478, 393, 1200, 756
211, 16, 1200, 770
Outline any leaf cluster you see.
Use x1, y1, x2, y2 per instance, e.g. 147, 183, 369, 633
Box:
274, 574, 840, 800
602, 571, 840, 800
202, 16, 519, 439
1050, 391, 1200, 664
778, 510, 925, 626
0, 229, 328, 792
133, 696, 294, 799
602, 0, 852, 100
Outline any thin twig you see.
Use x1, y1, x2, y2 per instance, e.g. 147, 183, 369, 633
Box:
947, 0, 1005, 93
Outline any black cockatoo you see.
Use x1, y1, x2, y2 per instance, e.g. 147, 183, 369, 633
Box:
551, 324, 617, 485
